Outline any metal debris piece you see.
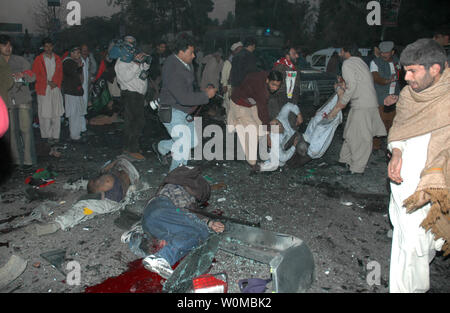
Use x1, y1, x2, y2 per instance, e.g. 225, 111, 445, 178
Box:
163, 234, 221, 293
219, 223, 314, 293
0, 255, 28, 289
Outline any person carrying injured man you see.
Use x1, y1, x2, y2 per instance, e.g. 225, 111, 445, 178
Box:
259, 102, 303, 172
120, 166, 224, 279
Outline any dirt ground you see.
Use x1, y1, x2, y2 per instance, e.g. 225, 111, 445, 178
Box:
0, 100, 448, 294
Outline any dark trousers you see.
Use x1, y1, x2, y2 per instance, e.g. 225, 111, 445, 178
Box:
122, 90, 145, 153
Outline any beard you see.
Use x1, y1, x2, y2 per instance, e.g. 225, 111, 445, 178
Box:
407, 71, 435, 93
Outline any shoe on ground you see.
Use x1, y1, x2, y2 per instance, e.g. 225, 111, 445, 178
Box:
126, 151, 146, 161
142, 255, 173, 279
121, 222, 144, 243
249, 163, 260, 173
259, 161, 278, 172
342, 169, 364, 176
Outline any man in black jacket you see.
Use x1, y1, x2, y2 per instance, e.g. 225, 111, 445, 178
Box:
229, 37, 258, 88
153, 34, 216, 171
62, 46, 85, 142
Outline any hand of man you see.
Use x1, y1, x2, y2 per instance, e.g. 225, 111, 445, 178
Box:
384, 95, 399, 106
134, 52, 145, 62
48, 81, 57, 89
222, 86, 228, 94
267, 134, 272, 148
388, 148, 403, 184
208, 221, 225, 233
295, 113, 303, 126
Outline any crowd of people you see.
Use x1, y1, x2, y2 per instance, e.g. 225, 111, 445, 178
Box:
0, 26, 448, 293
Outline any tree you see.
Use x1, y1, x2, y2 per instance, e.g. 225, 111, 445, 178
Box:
110, 0, 214, 44
234, 0, 316, 46
32, 0, 68, 36
222, 12, 236, 29
57, 16, 121, 51
313, 0, 378, 49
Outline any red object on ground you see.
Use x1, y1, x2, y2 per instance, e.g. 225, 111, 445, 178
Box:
85, 258, 165, 293
85, 240, 176, 293
38, 180, 55, 188
193, 274, 228, 293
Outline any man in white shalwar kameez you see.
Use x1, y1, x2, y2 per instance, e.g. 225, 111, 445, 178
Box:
32, 38, 64, 143
385, 39, 449, 293
326, 46, 386, 174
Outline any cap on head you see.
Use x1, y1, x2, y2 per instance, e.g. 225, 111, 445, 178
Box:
379, 41, 394, 53
230, 41, 243, 51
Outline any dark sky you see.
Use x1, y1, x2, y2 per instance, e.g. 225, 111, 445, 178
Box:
0, 0, 236, 33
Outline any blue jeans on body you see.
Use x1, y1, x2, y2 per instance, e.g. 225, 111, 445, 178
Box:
158, 108, 199, 171
142, 196, 210, 266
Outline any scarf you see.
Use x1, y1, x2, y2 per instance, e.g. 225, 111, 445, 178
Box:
274, 57, 296, 70
388, 68, 450, 255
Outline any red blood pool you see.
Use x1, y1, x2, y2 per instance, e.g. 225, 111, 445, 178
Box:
85, 258, 166, 293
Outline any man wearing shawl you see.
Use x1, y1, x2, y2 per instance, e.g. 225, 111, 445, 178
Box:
386, 38, 449, 293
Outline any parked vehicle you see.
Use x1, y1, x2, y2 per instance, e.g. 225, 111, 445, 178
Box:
307, 47, 371, 72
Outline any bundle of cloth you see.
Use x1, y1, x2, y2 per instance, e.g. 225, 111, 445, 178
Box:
260, 94, 342, 172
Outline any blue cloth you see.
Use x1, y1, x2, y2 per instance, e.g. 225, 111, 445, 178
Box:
104, 174, 124, 202
158, 107, 199, 171
142, 196, 210, 266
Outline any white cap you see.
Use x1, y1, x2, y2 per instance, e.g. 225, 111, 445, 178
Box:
230, 41, 243, 51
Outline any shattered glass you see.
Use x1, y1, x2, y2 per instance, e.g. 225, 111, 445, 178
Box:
163, 234, 221, 293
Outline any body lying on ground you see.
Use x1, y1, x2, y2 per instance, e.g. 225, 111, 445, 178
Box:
35, 157, 140, 236
120, 166, 224, 279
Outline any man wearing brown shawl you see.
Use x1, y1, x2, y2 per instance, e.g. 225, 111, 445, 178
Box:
386, 38, 449, 293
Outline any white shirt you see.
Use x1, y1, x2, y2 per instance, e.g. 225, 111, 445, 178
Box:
260, 103, 299, 171
114, 58, 148, 95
